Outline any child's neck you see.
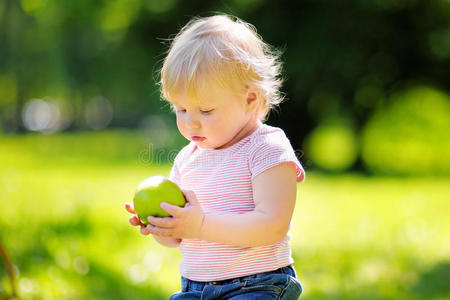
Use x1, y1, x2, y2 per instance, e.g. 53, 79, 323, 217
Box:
215, 119, 261, 150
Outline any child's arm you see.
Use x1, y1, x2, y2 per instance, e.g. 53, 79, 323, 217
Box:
147, 162, 298, 247
202, 162, 297, 246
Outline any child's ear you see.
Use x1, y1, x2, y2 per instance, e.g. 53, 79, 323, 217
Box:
247, 91, 257, 105
245, 85, 259, 106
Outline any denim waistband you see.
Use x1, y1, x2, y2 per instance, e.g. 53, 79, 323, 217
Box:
182, 265, 296, 288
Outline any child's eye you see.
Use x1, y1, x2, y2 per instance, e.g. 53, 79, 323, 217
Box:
200, 109, 214, 115
176, 109, 186, 113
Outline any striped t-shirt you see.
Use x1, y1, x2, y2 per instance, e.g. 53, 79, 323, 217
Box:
169, 122, 305, 281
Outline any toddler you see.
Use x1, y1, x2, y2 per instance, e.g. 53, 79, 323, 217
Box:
126, 14, 305, 299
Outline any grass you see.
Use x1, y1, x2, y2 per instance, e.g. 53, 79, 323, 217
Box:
0, 130, 449, 299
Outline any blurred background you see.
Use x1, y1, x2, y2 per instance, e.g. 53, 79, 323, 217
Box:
0, 0, 449, 299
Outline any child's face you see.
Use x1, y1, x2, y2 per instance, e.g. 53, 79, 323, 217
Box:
169, 84, 259, 150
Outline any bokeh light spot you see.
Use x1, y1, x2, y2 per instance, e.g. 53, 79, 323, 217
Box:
361, 86, 450, 175
73, 256, 89, 275
22, 99, 58, 133
84, 96, 114, 130
129, 263, 148, 284
143, 251, 162, 273
304, 123, 358, 172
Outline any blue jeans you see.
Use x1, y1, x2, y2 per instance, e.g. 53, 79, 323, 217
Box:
170, 265, 302, 299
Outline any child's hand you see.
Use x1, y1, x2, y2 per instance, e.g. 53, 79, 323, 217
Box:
125, 202, 152, 236
125, 202, 182, 247
146, 190, 204, 239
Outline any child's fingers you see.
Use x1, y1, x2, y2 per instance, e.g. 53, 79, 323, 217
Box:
125, 202, 136, 214
160, 202, 183, 217
148, 216, 176, 228
129, 215, 142, 226
181, 190, 199, 205
140, 225, 153, 235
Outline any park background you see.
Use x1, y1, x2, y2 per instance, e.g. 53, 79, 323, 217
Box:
0, 0, 449, 299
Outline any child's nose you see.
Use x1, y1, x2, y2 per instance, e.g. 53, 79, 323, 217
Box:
186, 114, 200, 129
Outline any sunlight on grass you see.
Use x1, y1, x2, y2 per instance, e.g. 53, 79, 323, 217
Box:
0, 160, 180, 299
1, 131, 449, 299
292, 174, 450, 299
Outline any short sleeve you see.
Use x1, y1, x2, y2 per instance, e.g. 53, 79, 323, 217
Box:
168, 145, 187, 186
169, 162, 181, 186
168, 142, 195, 186
248, 134, 305, 182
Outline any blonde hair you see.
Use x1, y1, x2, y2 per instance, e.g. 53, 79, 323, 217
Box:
160, 14, 284, 121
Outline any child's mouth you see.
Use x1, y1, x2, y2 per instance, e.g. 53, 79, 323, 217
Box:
191, 136, 206, 142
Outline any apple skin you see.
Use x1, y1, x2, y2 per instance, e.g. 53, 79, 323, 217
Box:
133, 176, 186, 224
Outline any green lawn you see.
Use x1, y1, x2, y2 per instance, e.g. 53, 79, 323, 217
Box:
0, 131, 449, 299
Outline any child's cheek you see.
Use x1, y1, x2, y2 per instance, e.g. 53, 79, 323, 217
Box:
176, 118, 187, 137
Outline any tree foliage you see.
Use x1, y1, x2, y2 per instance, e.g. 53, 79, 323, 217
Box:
0, 0, 449, 172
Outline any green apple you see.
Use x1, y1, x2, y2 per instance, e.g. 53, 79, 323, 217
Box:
133, 175, 185, 224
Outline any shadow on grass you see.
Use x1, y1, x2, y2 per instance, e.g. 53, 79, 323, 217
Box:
411, 261, 450, 299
